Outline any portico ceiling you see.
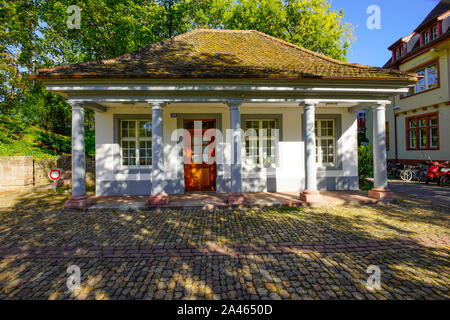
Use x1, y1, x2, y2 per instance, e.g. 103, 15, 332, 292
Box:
72, 100, 380, 115
44, 79, 405, 110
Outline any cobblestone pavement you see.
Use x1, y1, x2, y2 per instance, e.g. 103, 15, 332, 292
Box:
0, 196, 449, 299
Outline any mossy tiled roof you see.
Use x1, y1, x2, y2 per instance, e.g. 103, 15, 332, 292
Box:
35, 29, 418, 81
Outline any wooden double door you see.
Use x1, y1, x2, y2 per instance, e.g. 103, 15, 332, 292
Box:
183, 119, 216, 191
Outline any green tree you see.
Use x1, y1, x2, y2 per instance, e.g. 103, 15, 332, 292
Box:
0, 52, 28, 115
37, 0, 167, 63
0, 0, 39, 114
222, 0, 354, 60
19, 83, 71, 135
0, 0, 355, 143
358, 144, 374, 179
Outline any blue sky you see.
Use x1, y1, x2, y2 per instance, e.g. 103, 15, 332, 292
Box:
330, 0, 440, 67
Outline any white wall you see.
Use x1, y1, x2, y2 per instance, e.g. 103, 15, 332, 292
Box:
95, 103, 358, 195
95, 106, 153, 196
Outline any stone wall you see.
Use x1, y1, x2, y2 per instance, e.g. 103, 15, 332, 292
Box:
33, 158, 58, 186
0, 157, 34, 191
0, 156, 95, 191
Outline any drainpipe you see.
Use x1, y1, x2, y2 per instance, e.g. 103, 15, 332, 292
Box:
394, 113, 398, 162
392, 98, 400, 163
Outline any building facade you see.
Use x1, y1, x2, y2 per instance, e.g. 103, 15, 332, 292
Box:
31, 29, 417, 208
368, 1, 450, 165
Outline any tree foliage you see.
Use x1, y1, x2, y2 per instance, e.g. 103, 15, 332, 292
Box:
184, 0, 354, 61
0, 0, 355, 141
358, 144, 374, 179
19, 83, 71, 135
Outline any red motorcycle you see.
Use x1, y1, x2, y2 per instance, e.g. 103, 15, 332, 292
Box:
426, 159, 449, 185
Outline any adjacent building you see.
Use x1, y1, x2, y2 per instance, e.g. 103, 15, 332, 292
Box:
367, 1, 450, 165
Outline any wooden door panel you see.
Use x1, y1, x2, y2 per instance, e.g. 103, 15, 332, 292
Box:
183, 119, 216, 191
200, 168, 210, 187
184, 164, 216, 191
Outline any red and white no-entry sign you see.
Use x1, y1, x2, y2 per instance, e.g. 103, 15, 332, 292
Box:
48, 169, 61, 181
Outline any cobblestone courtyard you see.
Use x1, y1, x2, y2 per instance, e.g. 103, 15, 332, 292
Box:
0, 192, 448, 300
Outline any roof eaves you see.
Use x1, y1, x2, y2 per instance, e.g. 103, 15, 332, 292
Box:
29, 73, 419, 83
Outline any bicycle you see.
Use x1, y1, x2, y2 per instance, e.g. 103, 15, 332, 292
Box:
417, 161, 430, 182
388, 162, 403, 179
399, 163, 428, 182
400, 168, 414, 181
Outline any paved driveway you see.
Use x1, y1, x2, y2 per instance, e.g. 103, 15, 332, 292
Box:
0, 193, 448, 300
389, 180, 450, 208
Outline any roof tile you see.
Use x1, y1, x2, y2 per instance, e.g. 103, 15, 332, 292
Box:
35, 29, 418, 81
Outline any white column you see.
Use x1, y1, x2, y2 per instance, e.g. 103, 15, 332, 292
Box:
226, 100, 246, 204
304, 101, 317, 191
151, 102, 165, 195
65, 101, 89, 209
229, 101, 243, 194
372, 103, 388, 189
368, 102, 395, 200
300, 101, 322, 203
71, 102, 86, 196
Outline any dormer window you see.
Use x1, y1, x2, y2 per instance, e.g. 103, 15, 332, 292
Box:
394, 50, 399, 60
432, 27, 438, 40
400, 47, 404, 57
424, 31, 430, 44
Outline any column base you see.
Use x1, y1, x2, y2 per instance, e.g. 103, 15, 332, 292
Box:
368, 188, 395, 200
64, 195, 89, 210
148, 193, 169, 206
299, 190, 323, 203
227, 193, 247, 205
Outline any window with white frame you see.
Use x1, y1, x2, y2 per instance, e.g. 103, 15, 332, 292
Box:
424, 31, 430, 44
415, 62, 438, 93
244, 119, 277, 167
315, 119, 335, 166
403, 62, 439, 97
432, 27, 438, 40
120, 119, 152, 166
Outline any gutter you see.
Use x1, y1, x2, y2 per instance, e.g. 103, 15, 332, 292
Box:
28, 73, 419, 82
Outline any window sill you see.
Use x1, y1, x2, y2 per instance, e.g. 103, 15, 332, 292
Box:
120, 165, 152, 170
406, 148, 439, 151
317, 164, 342, 171
400, 86, 440, 99
242, 164, 277, 170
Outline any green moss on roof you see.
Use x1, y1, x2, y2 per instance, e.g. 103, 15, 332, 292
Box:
35, 29, 418, 81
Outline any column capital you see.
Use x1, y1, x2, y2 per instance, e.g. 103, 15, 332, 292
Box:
372, 102, 387, 110
300, 100, 319, 108
226, 99, 243, 110
148, 101, 167, 110
67, 101, 84, 109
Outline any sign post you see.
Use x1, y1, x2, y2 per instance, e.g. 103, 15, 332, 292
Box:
48, 169, 62, 192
